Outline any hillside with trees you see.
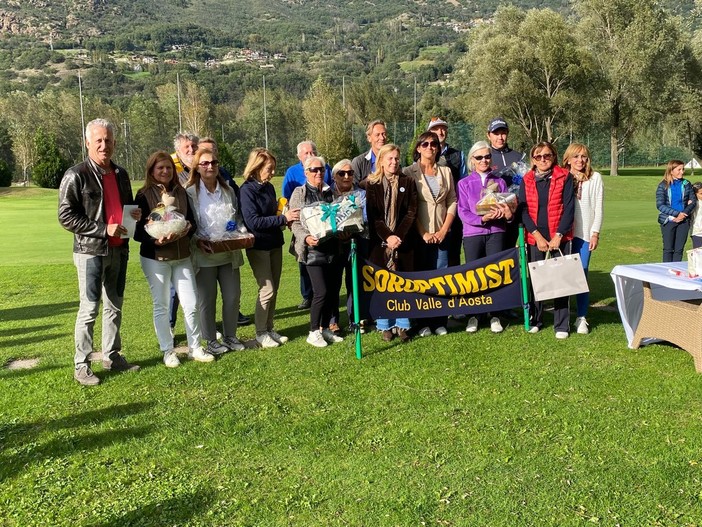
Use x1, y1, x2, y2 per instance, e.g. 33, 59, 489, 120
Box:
0, 0, 700, 185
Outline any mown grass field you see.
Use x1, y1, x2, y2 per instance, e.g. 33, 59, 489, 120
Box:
2, 172, 702, 526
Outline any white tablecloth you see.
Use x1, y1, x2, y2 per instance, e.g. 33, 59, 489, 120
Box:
610, 262, 702, 347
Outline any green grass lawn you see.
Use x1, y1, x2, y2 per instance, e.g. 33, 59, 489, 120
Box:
2, 174, 702, 526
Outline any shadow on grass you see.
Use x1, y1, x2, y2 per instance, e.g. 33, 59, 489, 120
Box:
0, 363, 63, 380
0, 402, 155, 482
0, 301, 78, 321
0, 324, 62, 337
90, 490, 213, 527
0, 331, 66, 347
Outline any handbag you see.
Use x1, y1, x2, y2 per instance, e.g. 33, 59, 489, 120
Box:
528, 249, 589, 301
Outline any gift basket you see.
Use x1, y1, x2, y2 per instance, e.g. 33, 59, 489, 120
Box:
475, 188, 517, 216
202, 202, 254, 252
301, 191, 365, 242
494, 160, 528, 194
688, 248, 702, 278
144, 189, 188, 239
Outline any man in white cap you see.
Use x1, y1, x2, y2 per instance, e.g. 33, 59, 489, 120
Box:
427, 116, 467, 267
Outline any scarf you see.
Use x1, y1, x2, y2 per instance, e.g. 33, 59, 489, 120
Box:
382, 173, 399, 270
571, 170, 588, 200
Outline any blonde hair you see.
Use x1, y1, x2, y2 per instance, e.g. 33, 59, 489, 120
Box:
366, 144, 401, 185
662, 159, 685, 189
243, 148, 276, 181
562, 143, 593, 180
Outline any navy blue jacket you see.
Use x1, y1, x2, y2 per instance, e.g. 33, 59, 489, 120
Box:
656, 178, 696, 225
240, 179, 287, 250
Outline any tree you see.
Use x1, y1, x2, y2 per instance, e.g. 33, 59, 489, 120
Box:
32, 129, 69, 189
302, 78, 352, 163
575, 0, 690, 175
0, 122, 16, 186
453, 6, 597, 146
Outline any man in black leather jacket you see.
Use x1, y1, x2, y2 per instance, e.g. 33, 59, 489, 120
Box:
58, 118, 141, 386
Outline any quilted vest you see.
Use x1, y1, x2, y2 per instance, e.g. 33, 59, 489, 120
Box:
523, 165, 573, 245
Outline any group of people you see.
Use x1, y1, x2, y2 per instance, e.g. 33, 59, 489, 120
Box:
59, 116, 606, 386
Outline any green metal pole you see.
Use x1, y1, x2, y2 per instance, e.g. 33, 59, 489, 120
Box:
350, 238, 363, 359
518, 224, 531, 331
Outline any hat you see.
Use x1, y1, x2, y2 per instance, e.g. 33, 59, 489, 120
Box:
427, 117, 448, 131
488, 118, 509, 133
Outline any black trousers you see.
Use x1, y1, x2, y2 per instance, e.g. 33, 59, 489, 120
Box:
307, 262, 343, 331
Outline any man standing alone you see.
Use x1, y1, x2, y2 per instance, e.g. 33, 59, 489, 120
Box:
58, 118, 141, 386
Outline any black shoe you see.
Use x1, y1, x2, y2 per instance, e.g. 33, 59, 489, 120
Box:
297, 298, 311, 310
103, 353, 140, 372
397, 328, 411, 343
237, 312, 251, 326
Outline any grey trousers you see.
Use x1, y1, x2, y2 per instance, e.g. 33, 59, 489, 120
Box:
73, 247, 129, 367
246, 247, 282, 335
196, 264, 241, 341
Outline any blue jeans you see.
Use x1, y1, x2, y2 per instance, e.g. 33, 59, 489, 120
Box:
571, 237, 592, 318
376, 318, 410, 331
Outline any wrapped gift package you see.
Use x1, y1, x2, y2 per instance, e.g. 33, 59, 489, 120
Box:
144, 206, 187, 239
301, 192, 365, 241
475, 191, 517, 216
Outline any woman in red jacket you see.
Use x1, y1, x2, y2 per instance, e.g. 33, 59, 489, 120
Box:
517, 142, 575, 339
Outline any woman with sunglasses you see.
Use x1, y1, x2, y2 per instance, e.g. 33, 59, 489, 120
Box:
365, 144, 418, 343
403, 131, 456, 337
135, 151, 208, 368
331, 159, 367, 335
185, 148, 246, 358
289, 156, 346, 347
517, 142, 575, 339
562, 143, 604, 335
240, 148, 300, 348
456, 140, 513, 334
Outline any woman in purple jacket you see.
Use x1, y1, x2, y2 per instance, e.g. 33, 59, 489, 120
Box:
456, 140, 514, 334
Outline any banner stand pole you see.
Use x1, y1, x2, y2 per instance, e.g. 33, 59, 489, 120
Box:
350, 237, 363, 359
518, 224, 531, 331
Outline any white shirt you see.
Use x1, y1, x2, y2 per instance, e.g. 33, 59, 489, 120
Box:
573, 171, 604, 240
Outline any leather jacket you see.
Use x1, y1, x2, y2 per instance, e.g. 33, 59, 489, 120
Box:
58, 157, 134, 256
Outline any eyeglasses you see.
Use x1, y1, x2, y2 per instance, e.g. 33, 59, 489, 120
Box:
198, 160, 219, 168
336, 170, 354, 178
307, 166, 325, 174
473, 154, 492, 161
420, 141, 439, 149
533, 154, 553, 162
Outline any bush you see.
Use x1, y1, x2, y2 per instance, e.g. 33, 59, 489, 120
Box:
0, 160, 11, 187
32, 130, 69, 189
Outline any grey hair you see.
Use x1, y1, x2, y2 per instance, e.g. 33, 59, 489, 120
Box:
303, 155, 326, 171
173, 131, 199, 151
199, 136, 218, 153
331, 159, 352, 178
468, 140, 492, 162
365, 119, 386, 136
85, 118, 115, 141
297, 140, 317, 155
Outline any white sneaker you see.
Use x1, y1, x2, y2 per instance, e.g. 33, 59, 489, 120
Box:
256, 333, 279, 348
307, 329, 328, 348
435, 326, 448, 336
190, 347, 215, 363
418, 326, 432, 337
163, 349, 180, 368
465, 317, 479, 333
222, 336, 245, 351
322, 328, 343, 343
555, 331, 569, 340
528, 326, 540, 334
216, 331, 222, 340
206, 339, 228, 355
574, 317, 589, 335
268, 330, 289, 344
490, 317, 503, 334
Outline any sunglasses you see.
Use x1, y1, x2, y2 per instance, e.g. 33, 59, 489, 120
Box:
473, 154, 492, 161
533, 154, 553, 162
307, 166, 325, 174
198, 160, 219, 168
336, 170, 354, 178
420, 141, 439, 149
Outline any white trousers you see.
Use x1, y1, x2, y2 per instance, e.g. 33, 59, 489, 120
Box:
140, 256, 201, 351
